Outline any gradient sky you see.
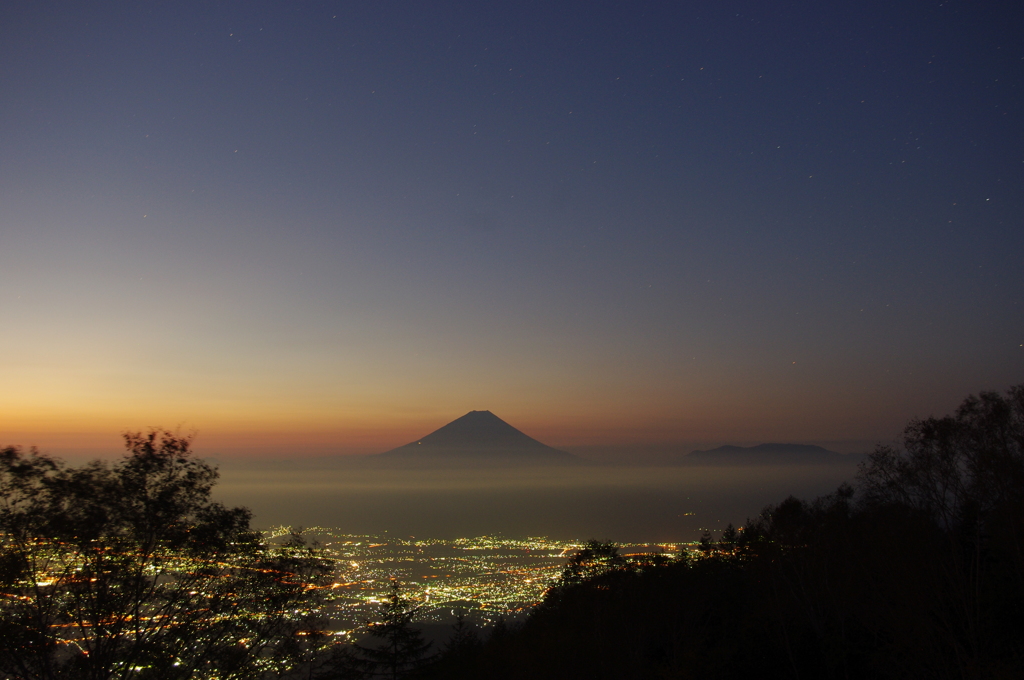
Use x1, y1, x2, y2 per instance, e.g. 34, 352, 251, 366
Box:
2, 0, 1022, 458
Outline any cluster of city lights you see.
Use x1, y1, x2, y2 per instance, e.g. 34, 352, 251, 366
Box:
271, 528, 687, 631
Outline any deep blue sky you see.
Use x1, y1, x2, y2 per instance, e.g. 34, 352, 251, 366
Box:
2, 0, 1022, 456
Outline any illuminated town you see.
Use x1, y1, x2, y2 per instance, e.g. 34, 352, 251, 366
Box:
270, 528, 687, 636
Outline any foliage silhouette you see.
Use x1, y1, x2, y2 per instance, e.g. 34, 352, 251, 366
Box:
352, 580, 434, 679
0, 430, 333, 680
553, 540, 626, 587
422, 384, 1024, 680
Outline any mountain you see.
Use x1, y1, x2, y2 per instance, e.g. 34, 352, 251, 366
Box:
684, 443, 851, 465
375, 411, 576, 465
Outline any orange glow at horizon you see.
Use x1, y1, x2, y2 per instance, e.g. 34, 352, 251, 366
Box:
0, 324, 994, 459
2, 377, 925, 460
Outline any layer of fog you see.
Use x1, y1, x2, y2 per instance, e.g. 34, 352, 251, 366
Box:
213, 459, 862, 542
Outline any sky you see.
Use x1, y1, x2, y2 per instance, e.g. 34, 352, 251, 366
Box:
2, 0, 1022, 460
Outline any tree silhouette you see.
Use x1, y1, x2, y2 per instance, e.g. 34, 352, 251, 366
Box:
443, 614, 481, 658
720, 523, 738, 545
0, 430, 333, 680
353, 580, 434, 679
554, 540, 627, 587
697, 529, 714, 554
427, 613, 482, 678
420, 385, 1024, 680
857, 384, 1024, 678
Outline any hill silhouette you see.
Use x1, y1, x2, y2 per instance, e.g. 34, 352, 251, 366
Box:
685, 443, 849, 465
421, 385, 1024, 680
375, 411, 576, 466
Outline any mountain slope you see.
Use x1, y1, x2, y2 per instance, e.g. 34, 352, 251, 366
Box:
376, 411, 575, 464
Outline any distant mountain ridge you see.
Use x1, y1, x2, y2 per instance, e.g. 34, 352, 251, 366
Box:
685, 443, 849, 465
376, 411, 575, 465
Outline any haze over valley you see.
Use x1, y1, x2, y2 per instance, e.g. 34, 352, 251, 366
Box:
3, 2, 1022, 677
213, 411, 861, 541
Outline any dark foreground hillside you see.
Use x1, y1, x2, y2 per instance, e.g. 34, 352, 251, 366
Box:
423, 385, 1024, 680
3, 385, 1021, 680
